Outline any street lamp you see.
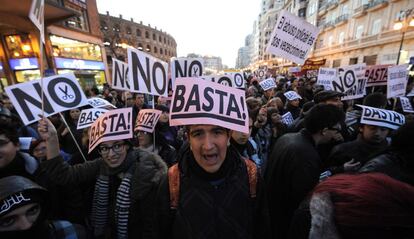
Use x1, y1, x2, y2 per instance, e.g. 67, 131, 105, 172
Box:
394, 9, 414, 65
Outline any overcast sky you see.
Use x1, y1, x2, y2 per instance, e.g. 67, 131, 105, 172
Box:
97, 0, 260, 68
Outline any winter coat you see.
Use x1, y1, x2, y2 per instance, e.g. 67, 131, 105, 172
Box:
156, 145, 271, 239
40, 148, 167, 238
264, 129, 322, 239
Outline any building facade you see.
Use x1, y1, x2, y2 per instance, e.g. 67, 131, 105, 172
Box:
99, 12, 177, 65
0, 0, 109, 91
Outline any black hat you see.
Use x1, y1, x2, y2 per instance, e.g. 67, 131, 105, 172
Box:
314, 90, 345, 104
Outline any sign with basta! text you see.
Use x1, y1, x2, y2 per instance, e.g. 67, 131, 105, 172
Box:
77, 108, 108, 129
358, 105, 405, 130
5, 73, 88, 125
88, 108, 133, 153
365, 64, 391, 87
170, 77, 249, 134
134, 109, 162, 133
259, 78, 277, 91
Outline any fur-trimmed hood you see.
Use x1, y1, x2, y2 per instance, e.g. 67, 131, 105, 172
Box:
309, 192, 340, 239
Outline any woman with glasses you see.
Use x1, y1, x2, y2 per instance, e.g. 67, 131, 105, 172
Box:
37, 117, 167, 239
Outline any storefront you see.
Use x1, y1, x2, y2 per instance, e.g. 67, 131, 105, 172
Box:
0, 62, 7, 92
50, 35, 106, 89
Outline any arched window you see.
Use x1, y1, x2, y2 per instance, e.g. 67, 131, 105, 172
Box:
113, 24, 120, 32
146, 45, 151, 52
126, 27, 131, 34
160, 48, 163, 54
145, 31, 149, 38
100, 21, 108, 31
159, 35, 162, 42
138, 43, 143, 51
153, 33, 156, 40
136, 29, 141, 37
154, 47, 158, 53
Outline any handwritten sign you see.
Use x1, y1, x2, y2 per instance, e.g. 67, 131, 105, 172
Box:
387, 64, 408, 99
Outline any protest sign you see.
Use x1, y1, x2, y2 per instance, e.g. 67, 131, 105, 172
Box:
171, 58, 203, 85
134, 109, 162, 133
408, 88, 414, 97
77, 108, 108, 129
170, 77, 249, 134
259, 78, 276, 91
317, 68, 336, 90
255, 69, 266, 80
281, 112, 294, 126
358, 105, 405, 130
342, 78, 367, 101
288, 67, 301, 73
224, 72, 246, 88
127, 47, 169, 96
18, 137, 32, 150
365, 64, 390, 87
266, 10, 320, 65
29, 0, 44, 43
111, 58, 130, 91
332, 64, 365, 93
284, 90, 302, 101
5, 73, 88, 125
387, 64, 408, 99
88, 108, 133, 153
201, 74, 244, 88
399, 96, 414, 113
87, 97, 116, 109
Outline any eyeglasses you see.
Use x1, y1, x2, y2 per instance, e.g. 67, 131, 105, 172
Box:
98, 142, 125, 155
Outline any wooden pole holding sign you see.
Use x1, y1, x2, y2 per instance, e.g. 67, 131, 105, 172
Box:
59, 112, 87, 163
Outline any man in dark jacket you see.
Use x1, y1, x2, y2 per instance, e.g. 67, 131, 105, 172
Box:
158, 124, 271, 239
264, 104, 345, 239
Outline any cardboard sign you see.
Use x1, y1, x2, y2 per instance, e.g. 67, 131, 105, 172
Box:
342, 78, 367, 101
223, 72, 246, 88
387, 64, 408, 99
88, 108, 133, 153
19, 137, 32, 150
170, 77, 249, 134
281, 112, 294, 126
127, 47, 169, 96
317, 68, 336, 90
201, 74, 245, 88
87, 97, 116, 109
29, 0, 44, 43
259, 78, 276, 91
134, 109, 162, 133
5, 73, 88, 125
111, 58, 130, 91
266, 10, 320, 65
284, 90, 302, 101
358, 105, 405, 130
77, 108, 108, 129
399, 96, 414, 113
171, 58, 203, 85
365, 64, 390, 87
332, 64, 366, 93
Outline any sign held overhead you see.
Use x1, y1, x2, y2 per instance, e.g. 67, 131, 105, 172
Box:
111, 58, 130, 91
171, 57, 203, 85
77, 108, 108, 129
358, 105, 405, 130
134, 109, 162, 133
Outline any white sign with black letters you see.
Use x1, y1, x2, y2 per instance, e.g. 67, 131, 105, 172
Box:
259, 78, 276, 91
201, 74, 244, 88
284, 91, 302, 101
387, 64, 408, 99
111, 58, 130, 91
332, 64, 366, 94
5, 73, 88, 125
317, 68, 336, 90
399, 96, 414, 113
87, 97, 116, 109
358, 105, 405, 130
29, 0, 44, 43
127, 47, 169, 96
77, 108, 108, 129
224, 72, 246, 88
171, 57, 203, 85
266, 10, 320, 65
281, 112, 294, 126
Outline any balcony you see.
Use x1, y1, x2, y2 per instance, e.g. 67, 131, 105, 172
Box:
326, 0, 339, 11
325, 20, 335, 30
335, 14, 349, 26
353, 4, 369, 18
318, 1, 327, 16
367, 0, 389, 12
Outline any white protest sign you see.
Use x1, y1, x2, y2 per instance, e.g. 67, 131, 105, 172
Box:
387, 64, 408, 99
88, 108, 133, 153
255, 69, 267, 80
399, 97, 414, 113
342, 78, 367, 101
259, 78, 276, 91
408, 88, 414, 97
29, 0, 44, 43
19, 137, 32, 150
317, 68, 337, 90
134, 109, 162, 133
365, 64, 390, 87
77, 108, 108, 129
332, 64, 365, 93
224, 72, 246, 88
171, 58, 203, 85
111, 58, 130, 91
127, 47, 169, 96
170, 77, 249, 134
358, 105, 405, 130
200, 74, 245, 88
281, 112, 294, 126
266, 10, 320, 65
87, 97, 116, 109
5, 73, 88, 125
288, 67, 301, 73
284, 90, 302, 101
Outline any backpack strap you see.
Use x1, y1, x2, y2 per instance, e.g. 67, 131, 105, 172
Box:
244, 158, 257, 198
168, 163, 180, 209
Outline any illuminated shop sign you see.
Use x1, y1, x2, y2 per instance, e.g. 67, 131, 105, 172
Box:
55, 57, 105, 70
9, 58, 39, 70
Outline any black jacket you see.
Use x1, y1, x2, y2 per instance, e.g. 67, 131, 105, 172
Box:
264, 129, 322, 239
157, 145, 271, 239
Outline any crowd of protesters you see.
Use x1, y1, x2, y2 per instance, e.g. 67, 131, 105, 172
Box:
0, 72, 414, 239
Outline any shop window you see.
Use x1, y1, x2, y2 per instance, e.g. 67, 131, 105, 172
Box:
136, 29, 141, 37
50, 35, 102, 61
126, 27, 132, 34
4, 34, 35, 58
145, 31, 149, 38
153, 33, 156, 40
146, 45, 151, 52
154, 47, 158, 53
65, 9, 89, 32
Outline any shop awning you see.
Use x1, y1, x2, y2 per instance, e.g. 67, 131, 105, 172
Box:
0, 0, 78, 31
